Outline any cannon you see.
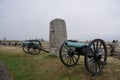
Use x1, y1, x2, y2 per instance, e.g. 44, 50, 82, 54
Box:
59, 39, 107, 76
22, 40, 42, 55
22, 40, 49, 55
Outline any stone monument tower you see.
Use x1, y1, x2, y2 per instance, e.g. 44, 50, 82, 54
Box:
49, 18, 67, 56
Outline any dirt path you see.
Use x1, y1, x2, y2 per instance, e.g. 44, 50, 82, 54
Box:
0, 60, 12, 80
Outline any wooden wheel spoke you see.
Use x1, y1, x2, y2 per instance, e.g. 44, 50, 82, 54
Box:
95, 41, 99, 52
98, 63, 101, 70
69, 57, 72, 64
93, 43, 96, 53
71, 56, 75, 64
73, 55, 78, 61
98, 42, 102, 50
64, 45, 69, 50
63, 54, 69, 61
62, 49, 68, 53
66, 57, 70, 64
95, 62, 98, 72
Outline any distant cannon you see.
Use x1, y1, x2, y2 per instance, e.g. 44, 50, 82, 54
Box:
22, 40, 49, 55
59, 39, 107, 76
22, 40, 42, 55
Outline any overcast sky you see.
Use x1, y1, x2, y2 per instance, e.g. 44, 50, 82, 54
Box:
0, 0, 120, 41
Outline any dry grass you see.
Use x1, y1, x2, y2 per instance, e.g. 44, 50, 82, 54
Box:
0, 46, 120, 80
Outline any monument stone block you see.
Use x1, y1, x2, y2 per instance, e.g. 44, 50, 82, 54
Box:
49, 18, 67, 56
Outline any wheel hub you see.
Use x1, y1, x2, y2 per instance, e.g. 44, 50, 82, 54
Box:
68, 50, 74, 57
96, 52, 102, 61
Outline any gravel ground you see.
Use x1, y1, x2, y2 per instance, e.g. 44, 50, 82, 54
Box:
0, 60, 12, 80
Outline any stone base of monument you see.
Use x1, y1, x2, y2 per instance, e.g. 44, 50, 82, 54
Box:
50, 48, 57, 56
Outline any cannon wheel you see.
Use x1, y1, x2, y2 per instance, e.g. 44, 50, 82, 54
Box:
22, 44, 29, 54
28, 40, 42, 55
59, 41, 80, 67
85, 39, 107, 76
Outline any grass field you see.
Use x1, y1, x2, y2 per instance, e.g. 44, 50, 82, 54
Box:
0, 46, 120, 80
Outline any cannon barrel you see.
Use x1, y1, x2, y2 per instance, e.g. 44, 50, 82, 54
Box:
65, 41, 87, 48
22, 41, 39, 45
22, 41, 29, 44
